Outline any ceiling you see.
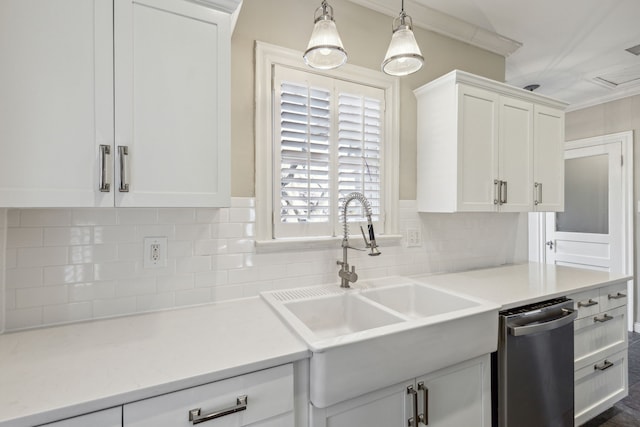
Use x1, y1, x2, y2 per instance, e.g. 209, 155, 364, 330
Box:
350, 0, 640, 110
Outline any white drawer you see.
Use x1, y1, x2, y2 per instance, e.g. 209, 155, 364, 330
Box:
123, 364, 294, 427
574, 305, 627, 369
599, 282, 628, 312
570, 288, 601, 320
575, 349, 628, 426
39, 407, 122, 427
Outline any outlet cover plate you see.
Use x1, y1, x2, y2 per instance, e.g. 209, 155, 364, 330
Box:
143, 236, 167, 269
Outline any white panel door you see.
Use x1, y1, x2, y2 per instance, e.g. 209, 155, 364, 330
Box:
545, 142, 622, 272
0, 0, 114, 207
499, 97, 533, 212
457, 85, 499, 211
114, 0, 231, 207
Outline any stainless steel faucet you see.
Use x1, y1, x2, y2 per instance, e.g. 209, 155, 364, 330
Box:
337, 192, 381, 288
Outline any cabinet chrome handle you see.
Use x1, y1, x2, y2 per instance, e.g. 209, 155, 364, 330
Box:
534, 182, 542, 205
500, 180, 507, 204
494, 179, 501, 205
189, 395, 247, 425
118, 145, 130, 192
407, 385, 418, 427
594, 314, 614, 323
578, 299, 598, 308
418, 382, 428, 425
99, 145, 111, 192
608, 292, 626, 300
594, 360, 614, 371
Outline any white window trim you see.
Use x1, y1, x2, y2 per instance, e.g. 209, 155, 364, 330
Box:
255, 41, 400, 252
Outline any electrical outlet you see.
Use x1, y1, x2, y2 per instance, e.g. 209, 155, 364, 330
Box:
143, 237, 167, 268
406, 228, 422, 247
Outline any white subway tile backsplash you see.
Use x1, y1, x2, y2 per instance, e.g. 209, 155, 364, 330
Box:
16, 285, 68, 309
117, 209, 157, 225
6, 268, 43, 288
1, 199, 528, 331
7, 228, 43, 248
17, 247, 68, 267
44, 264, 93, 285
44, 227, 92, 246
71, 209, 118, 226
20, 209, 71, 227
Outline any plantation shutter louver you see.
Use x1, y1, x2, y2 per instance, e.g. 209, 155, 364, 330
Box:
273, 65, 385, 239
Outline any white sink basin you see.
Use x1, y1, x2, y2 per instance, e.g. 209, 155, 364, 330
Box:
360, 282, 478, 319
261, 277, 500, 408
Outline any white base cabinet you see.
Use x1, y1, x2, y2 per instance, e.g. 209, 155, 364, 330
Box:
570, 281, 629, 426
38, 407, 122, 427
124, 364, 294, 427
309, 355, 491, 427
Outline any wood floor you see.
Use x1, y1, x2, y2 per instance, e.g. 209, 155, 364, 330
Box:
581, 332, 640, 426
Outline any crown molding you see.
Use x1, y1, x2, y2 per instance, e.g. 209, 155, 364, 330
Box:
346, 0, 522, 57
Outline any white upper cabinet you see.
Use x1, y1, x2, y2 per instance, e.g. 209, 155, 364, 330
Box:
0, 0, 114, 207
415, 70, 567, 213
0, 0, 237, 208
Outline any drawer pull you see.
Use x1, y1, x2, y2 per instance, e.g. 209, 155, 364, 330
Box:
189, 395, 248, 425
594, 360, 614, 371
594, 314, 614, 323
578, 299, 598, 308
608, 292, 626, 300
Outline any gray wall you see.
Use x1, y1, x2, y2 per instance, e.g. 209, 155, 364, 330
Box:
230, 0, 505, 199
565, 95, 640, 327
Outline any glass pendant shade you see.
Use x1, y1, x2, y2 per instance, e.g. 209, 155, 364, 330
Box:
304, 1, 347, 70
382, 10, 424, 76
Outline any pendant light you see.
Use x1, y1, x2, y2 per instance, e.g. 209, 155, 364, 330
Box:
303, 0, 347, 70
382, 0, 424, 76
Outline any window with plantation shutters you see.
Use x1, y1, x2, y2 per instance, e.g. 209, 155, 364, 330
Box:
273, 65, 385, 239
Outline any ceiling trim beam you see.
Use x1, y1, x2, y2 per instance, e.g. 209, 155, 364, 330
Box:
346, 0, 522, 57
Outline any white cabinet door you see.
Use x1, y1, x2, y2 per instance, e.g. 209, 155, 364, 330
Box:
416, 355, 491, 427
123, 364, 294, 427
498, 97, 533, 212
0, 0, 114, 207
39, 407, 121, 427
456, 84, 500, 212
309, 380, 412, 427
309, 355, 490, 427
114, 0, 230, 207
533, 105, 564, 211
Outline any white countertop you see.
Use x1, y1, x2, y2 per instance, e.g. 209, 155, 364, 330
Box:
0, 297, 309, 427
0, 262, 630, 426
412, 262, 631, 310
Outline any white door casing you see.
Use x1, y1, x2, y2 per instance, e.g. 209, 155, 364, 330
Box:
531, 131, 633, 330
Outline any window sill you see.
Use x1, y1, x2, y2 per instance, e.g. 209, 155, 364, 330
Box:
255, 234, 403, 254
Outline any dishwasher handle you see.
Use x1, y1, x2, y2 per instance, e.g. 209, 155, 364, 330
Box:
508, 308, 577, 336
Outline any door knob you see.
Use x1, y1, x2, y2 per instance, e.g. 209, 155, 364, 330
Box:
546, 240, 554, 250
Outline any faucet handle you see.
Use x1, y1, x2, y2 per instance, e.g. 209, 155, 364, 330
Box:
360, 225, 381, 256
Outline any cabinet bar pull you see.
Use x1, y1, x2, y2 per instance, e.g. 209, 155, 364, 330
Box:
608, 292, 626, 300
500, 180, 507, 204
594, 360, 614, 371
418, 382, 428, 425
189, 395, 247, 425
594, 314, 614, 323
407, 385, 418, 427
534, 182, 542, 205
493, 179, 501, 205
578, 299, 598, 308
99, 145, 111, 192
118, 146, 130, 192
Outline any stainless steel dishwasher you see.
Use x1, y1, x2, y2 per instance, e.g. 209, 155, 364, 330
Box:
493, 297, 578, 427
